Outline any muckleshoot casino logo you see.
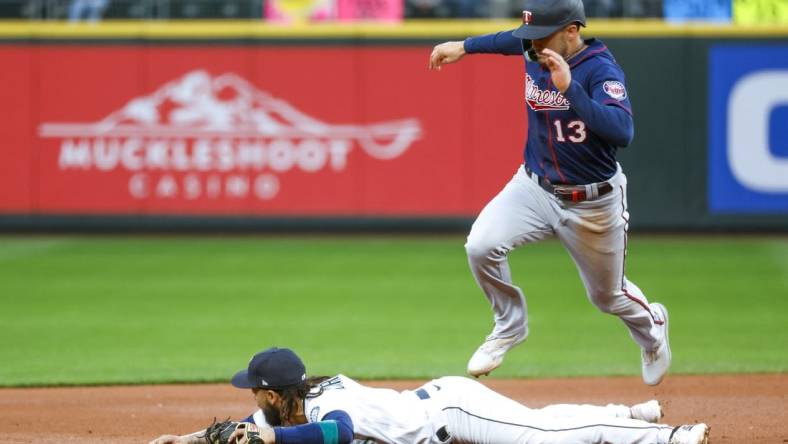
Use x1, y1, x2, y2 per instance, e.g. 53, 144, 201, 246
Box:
38, 70, 423, 201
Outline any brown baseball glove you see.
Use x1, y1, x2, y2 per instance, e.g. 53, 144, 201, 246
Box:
202, 418, 263, 444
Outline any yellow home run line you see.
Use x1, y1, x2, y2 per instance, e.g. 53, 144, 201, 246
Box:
0, 19, 786, 39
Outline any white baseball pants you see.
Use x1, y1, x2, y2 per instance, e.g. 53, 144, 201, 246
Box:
465, 165, 662, 350
426, 377, 674, 444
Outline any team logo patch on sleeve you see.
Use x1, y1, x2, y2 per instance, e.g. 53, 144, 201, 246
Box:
309, 406, 321, 422
603, 81, 627, 101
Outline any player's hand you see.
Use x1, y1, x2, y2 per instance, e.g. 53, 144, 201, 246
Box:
540, 48, 572, 93
429, 41, 466, 71
228, 425, 275, 444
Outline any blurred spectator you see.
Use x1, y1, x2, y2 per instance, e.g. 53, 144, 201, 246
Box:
337, 0, 404, 21
570, 0, 662, 18
584, 0, 623, 17
450, 0, 480, 17
69, 0, 109, 21
0, 0, 675, 20
404, 0, 664, 18
663, 0, 730, 21
404, 0, 512, 18
622, 0, 662, 18
734, 0, 788, 24
405, 0, 448, 18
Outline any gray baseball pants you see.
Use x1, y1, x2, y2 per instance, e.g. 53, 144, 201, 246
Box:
465, 164, 661, 350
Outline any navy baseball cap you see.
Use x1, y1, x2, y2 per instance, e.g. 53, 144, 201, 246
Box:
512, 0, 586, 40
231, 347, 307, 389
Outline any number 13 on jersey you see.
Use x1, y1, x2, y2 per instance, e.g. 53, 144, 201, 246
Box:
553, 119, 587, 142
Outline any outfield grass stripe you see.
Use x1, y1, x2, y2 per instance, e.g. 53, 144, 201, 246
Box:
0, 235, 785, 386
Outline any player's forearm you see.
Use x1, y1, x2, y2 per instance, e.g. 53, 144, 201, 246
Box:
183, 429, 209, 444
464, 30, 523, 56
274, 420, 353, 444
563, 80, 634, 147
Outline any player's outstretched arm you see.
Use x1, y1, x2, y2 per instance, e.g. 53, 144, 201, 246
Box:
149, 430, 208, 444
429, 31, 522, 71
429, 41, 466, 70
148, 434, 203, 444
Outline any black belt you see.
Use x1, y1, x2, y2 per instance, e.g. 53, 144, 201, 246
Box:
415, 388, 452, 443
524, 165, 613, 202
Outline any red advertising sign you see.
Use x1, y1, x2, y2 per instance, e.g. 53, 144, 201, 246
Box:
1, 45, 525, 216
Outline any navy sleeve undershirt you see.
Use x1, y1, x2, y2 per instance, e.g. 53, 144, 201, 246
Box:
463, 30, 523, 56
323, 410, 354, 442
273, 410, 354, 444
563, 80, 634, 147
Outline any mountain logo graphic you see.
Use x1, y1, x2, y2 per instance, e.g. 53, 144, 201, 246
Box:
38, 70, 424, 201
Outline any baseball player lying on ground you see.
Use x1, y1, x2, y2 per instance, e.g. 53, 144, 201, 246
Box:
149, 347, 710, 444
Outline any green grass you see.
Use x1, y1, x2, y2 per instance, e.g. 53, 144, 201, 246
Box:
0, 235, 785, 386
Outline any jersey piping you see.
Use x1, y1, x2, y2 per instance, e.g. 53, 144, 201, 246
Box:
441, 406, 672, 433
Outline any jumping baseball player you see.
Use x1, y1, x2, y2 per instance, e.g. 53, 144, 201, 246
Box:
148, 346, 711, 444
428, 0, 672, 385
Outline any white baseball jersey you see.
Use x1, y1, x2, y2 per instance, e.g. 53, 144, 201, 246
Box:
304, 374, 444, 444
250, 375, 676, 444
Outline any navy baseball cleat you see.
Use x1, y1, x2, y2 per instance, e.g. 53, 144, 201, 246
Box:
641, 303, 671, 385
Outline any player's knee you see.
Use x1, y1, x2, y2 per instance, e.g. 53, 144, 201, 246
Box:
464, 237, 502, 262
587, 290, 616, 313
464, 240, 485, 261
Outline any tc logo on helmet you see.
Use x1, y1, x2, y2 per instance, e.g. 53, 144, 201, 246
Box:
522, 10, 533, 25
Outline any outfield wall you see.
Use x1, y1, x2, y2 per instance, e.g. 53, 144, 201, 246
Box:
0, 20, 786, 231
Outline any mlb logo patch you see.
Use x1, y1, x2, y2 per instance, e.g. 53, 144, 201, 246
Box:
603, 81, 627, 100
522, 10, 532, 24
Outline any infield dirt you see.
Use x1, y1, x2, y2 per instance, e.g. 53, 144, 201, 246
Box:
1, 374, 784, 443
